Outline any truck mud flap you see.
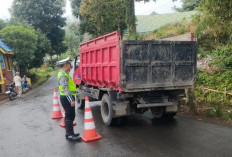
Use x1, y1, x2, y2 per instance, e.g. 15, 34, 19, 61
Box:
112, 101, 130, 117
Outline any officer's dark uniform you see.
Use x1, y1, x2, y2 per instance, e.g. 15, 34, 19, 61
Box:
57, 57, 81, 141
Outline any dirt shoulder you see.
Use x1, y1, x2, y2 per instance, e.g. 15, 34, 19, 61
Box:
0, 94, 9, 105
178, 111, 232, 127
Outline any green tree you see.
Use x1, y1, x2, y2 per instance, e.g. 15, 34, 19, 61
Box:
70, 0, 82, 19
70, 0, 94, 35
126, 0, 136, 34
11, 0, 67, 55
3, 19, 52, 68
195, 0, 232, 49
31, 29, 52, 68
47, 27, 67, 56
71, 0, 151, 35
0, 19, 6, 30
0, 25, 37, 72
79, 0, 127, 36
175, 0, 201, 12
8, 18, 33, 29
65, 22, 83, 57
126, 0, 159, 34
71, 0, 178, 35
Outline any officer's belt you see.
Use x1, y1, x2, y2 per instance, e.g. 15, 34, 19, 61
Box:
60, 91, 76, 94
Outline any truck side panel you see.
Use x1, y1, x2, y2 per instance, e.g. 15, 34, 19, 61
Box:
79, 31, 123, 91
121, 40, 197, 91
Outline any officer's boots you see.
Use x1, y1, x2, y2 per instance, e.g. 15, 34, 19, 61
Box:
65, 120, 81, 141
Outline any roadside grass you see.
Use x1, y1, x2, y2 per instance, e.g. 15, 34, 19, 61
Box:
28, 67, 58, 88
124, 19, 197, 40
136, 11, 198, 34
195, 46, 232, 121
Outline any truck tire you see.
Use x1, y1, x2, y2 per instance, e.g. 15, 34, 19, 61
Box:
151, 107, 177, 120
101, 94, 114, 126
150, 107, 165, 119
163, 112, 176, 119
115, 116, 128, 125
76, 94, 85, 109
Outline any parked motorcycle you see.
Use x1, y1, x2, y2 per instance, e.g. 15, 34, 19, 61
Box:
5, 83, 18, 100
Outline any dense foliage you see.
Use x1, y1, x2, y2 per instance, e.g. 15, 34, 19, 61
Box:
0, 24, 52, 72
79, 0, 127, 36
11, 0, 67, 55
193, 0, 232, 118
175, 0, 201, 12
71, 0, 158, 35
32, 29, 52, 68
28, 67, 57, 87
70, 0, 82, 19
0, 25, 37, 72
0, 19, 6, 30
65, 22, 83, 57
126, 0, 136, 34
195, 0, 232, 49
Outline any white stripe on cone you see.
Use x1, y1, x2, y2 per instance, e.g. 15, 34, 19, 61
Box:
84, 98, 96, 130
53, 97, 58, 102
54, 90, 57, 97
85, 100, 90, 108
53, 99, 59, 104
53, 106, 60, 111
84, 121, 96, 130
85, 111, 93, 119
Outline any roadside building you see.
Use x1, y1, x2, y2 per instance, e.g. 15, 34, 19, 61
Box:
0, 39, 14, 93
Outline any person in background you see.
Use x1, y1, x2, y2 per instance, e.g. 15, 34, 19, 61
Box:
13, 72, 22, 98
22, 74, 29, 92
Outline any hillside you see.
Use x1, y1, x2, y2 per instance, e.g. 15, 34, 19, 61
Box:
136, 11, 198, 34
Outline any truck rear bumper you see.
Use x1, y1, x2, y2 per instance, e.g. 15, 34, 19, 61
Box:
137, 101, 178, 108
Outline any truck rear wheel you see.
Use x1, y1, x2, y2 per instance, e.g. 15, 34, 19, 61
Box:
101, 94, 114, 126
150, 107, 165, 118
163, 112, 176, 119
101, 94, 127, 126
76, 94, 85, 109
151, 107, 177, 120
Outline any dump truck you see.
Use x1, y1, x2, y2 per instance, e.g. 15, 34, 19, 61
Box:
73, 31, 197, 126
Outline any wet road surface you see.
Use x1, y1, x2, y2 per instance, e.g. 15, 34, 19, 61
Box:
0, 75, 232, 157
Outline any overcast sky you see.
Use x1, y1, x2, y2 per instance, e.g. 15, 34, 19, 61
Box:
0, 0, 182, 20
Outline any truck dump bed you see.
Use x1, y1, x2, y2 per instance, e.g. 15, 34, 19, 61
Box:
74, 31, 197, 92
121, 40, 197, 91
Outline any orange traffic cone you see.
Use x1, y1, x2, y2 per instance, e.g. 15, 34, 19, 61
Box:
51, 89, 63, 119
81, 97, 102, 142
59, 109, 76, 127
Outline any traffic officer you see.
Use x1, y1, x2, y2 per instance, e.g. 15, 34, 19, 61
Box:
56, 57, 81, 142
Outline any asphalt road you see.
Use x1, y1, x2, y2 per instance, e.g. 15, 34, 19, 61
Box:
0, 74, 232, 157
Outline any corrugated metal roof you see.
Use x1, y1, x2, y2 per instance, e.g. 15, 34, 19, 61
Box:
0, 39, 13, 52
136, 11, 198, 34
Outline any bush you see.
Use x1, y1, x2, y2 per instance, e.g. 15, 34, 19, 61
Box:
28, 67, 57, 87
197, 69, 232, 91
215, 107, 222, 118
131, 20, 194, 40
124, 33, 144, 40
196, 68, 232, 119
59, 50, 75, 60
210, 46, 232, 69
205, 109, 216, 117
153, 22, 189, 39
